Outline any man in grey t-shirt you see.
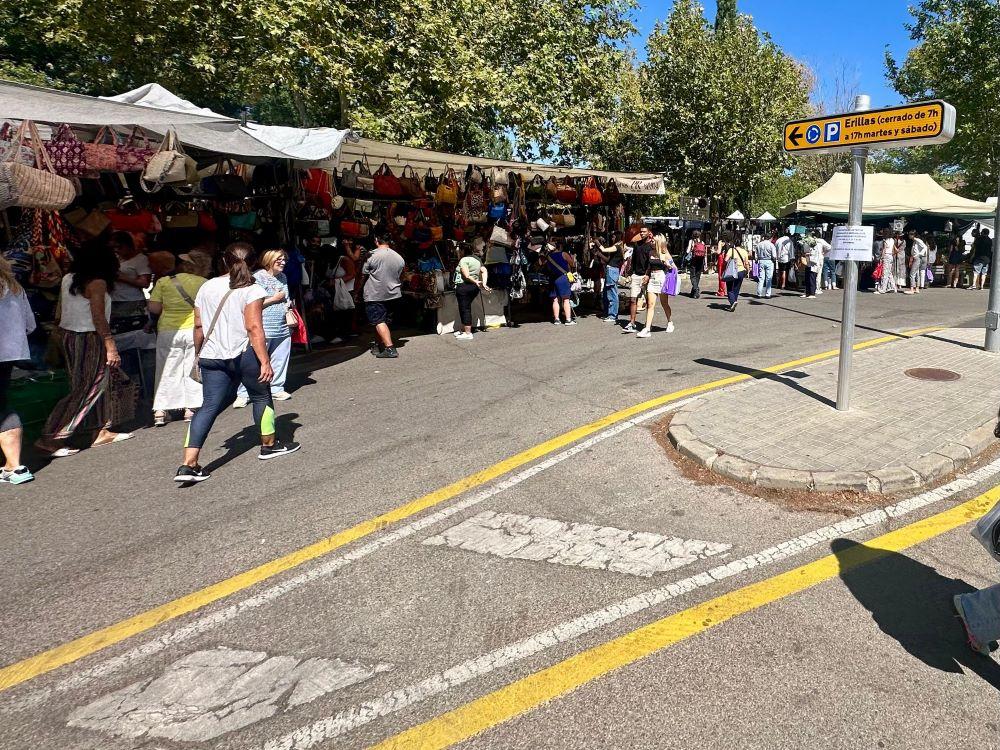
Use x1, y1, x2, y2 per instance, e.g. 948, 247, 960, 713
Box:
362, 235, 405, 358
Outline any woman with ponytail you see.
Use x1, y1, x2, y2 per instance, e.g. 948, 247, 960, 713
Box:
174, 243, 300, 484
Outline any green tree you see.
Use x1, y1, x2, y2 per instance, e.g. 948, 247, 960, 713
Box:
887, 0, 1000, 198
714, 0, 738, 31
0, 0, 637, 161
629, 0, 810, 214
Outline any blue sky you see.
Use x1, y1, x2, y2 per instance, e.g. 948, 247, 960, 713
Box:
632, 1, 917, 109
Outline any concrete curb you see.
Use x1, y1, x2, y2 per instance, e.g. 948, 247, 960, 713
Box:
666, 402, 999, 495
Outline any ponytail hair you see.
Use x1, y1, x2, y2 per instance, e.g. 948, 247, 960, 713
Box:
222, 242, 255, 289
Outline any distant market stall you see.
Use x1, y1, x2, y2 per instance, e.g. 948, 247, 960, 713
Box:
780, 172, 996, 222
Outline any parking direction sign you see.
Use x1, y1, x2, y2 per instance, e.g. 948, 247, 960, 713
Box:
783, 100, 955, 155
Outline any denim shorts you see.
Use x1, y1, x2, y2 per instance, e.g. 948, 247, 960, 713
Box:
974, 260, 991, 275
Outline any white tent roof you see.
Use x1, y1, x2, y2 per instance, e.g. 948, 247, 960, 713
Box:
755, 211, 777, 221
780, 172, 996, 219
105, 85, 353, 163
335, 138, 665, 195
726, 210, 745, 221
0, 79, 237, 128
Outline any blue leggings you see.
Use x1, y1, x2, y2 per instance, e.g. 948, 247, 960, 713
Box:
186, 348, 274, 449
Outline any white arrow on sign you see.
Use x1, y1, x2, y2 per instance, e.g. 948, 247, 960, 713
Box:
423, 511, 730, 578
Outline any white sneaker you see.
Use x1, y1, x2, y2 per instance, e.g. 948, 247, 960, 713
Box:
623, 323, 638, 332
816, 290, 823, 295
666, 322, 675, 333
233, 397, 249, 409
603, 317, 617, 323
272, 391, 292, 401
455, 332, 474, 340
563, 319, 578, 326
636, 328, 652, 338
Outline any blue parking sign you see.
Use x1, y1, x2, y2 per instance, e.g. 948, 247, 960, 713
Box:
825, 122, 841, 142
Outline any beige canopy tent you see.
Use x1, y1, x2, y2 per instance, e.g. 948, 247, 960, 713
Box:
334, 138, 666, 195
780, 172, 996, 220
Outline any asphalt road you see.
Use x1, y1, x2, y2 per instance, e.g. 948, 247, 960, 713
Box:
2, 284, 999, 750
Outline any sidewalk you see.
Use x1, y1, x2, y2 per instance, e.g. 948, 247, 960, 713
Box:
668, 328, 1000, 493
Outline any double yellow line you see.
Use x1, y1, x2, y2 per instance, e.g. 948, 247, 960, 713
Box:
0, 326, 941, 693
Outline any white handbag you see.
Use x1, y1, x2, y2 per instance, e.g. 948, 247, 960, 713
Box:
533, 218, 550, 232
489, 224, 512, 247
141, 130, 197, 192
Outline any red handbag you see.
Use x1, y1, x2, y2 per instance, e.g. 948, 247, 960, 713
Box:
339, 219, 370, 238
83, 127, 120, 175
290, 307, 309, 345
198, 211, 218, 232
373, 163, 404, 198
46, 124, 88, 177
301, 168, 334, 210
603, 178, 623, 205
106, 206, 162, 233
556, 178, 578, 204
581, 176, 603, 206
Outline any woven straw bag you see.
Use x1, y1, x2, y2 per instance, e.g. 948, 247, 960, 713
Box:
2, 122, 75, 211
0, 161, 18, 210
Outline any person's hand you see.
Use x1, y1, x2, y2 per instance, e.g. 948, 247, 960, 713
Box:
106, 346, 121, 368
482, 283, 492, 292
259, 361, 274, 383
643, 275, 650, 284
274, 290, 287, 302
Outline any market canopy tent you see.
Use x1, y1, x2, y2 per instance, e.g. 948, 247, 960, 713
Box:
755, 211, 777, 221
105, 84, 354, 163
780, 172, 996, 220
0, 79, 237, 128
334, 138, 666, 195
726, 210, 745, 221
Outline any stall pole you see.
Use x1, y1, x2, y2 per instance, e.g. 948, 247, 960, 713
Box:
984, 170, 1000, 352
835, 95, 871, 411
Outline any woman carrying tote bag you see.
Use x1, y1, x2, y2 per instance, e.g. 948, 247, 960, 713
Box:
721, 236, 751, 312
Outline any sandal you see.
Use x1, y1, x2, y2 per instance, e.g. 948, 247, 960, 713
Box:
154, 411, 167, 427
91, 432, 135, 448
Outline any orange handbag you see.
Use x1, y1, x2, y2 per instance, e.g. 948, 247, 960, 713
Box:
581, 176, 603, 206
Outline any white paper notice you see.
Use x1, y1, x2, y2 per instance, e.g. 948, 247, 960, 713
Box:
829, 225, 874, 261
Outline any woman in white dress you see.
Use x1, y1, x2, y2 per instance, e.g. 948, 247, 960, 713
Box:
876, 229, 898, 294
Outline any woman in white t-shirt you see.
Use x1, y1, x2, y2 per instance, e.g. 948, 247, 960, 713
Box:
38, 244, 133, 457
175, 243, 299, 484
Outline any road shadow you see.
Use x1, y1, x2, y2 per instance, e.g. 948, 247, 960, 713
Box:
693, 357, 835, 408
200, 413, 302, 475
832, 538, 1000, 691
922, 332, 984, 352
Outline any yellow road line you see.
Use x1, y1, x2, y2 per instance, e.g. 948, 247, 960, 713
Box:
0, 325, 942, 693
370, 481, 999, 750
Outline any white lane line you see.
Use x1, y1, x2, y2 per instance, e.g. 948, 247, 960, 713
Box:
260, 456, 1000, 750
3, 398, 699, 713
424, 511, 730, 577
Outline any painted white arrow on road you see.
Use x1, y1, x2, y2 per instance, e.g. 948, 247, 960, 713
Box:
423, 511, 730, 577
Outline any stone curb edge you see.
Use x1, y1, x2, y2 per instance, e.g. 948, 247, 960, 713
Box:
667, 404, 999, 495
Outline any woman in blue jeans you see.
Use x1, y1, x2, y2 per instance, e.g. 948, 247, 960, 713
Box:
722, 240, 751, 312
174, 243, 299, 484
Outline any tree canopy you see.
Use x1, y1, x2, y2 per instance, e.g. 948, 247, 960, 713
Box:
0, 0, 637, 161
887, 0, 1000, 198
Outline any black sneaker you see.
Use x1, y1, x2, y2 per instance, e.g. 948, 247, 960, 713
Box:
259, 441, 301, 460
174, 465, 210, 483
369, 342, 381, 356
374, 347, 398, 358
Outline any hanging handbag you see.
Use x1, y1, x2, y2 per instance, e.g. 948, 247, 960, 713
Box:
28, 209, 72, 289
191, 289, 234, 384
488, 202, 506, 221
3, 122, 76, 211
545, 176, 560, 202
489, 224, 512, 247
0, 122, 36, 165
556, 178, 577, 204
203, 158, 249, 199
525, 174, 546, 201
581, 176, 602, 206
435, 168, 459, 205
46, 124, 88, 177
603, 178, 623, 205
399, 165, 424, 199
339, 219, 370, 239
492, 180, 508, 204
106, 203, 162, 233
228, 211, 259, 231
141, 130, 197, 192
552, 208, 576, 227
424, 168, 439, 193
341, 158, 374, 193
373, 162, 404, 198
115, 128, 155, 172
82, 126, 121, 175
301, 167, 335, 210
64, 206, 111, 237
162, 201, 200, 229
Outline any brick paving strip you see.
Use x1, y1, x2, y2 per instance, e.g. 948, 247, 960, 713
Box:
668, 328, 1000, 493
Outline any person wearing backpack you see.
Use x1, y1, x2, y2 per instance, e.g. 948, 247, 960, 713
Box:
721, 238, 751, 312
686, 230, 708, 298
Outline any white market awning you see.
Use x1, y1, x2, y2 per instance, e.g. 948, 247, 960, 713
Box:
105, 85, 353, 164
335, 138, 666, 195
726, 210, 745, 221
0, 79, 238, 128
780, 172, 996, 220
755, 211, 777, 221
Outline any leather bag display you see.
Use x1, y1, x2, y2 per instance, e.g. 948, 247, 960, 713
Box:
373, 162, 404, 198
141, 130, 197, 192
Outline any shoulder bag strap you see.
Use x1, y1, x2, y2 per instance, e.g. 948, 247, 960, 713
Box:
202, 288, 235, 347
170, 275, 196, 307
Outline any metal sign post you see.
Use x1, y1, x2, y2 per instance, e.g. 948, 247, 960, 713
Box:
783, 95, 955, 411
985, 172, 1000, 353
